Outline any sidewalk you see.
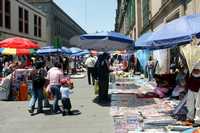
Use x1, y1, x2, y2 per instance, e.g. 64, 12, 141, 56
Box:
0, 77, 114, 133
109, 75, 186, 133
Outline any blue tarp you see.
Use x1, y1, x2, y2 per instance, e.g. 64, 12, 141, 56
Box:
136, 50, 151, 73
135, 14, 200, 50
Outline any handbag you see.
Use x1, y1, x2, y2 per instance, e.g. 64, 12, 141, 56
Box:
94, 80, 99, 95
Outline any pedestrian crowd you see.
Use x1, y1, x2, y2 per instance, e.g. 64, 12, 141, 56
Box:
85, 51, 200, 127
26, 55, 75, 116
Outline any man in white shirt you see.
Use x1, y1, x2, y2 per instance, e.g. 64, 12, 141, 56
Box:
85, 54, 96, 85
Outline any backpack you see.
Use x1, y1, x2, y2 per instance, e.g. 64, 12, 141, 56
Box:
32, 69, 45, 89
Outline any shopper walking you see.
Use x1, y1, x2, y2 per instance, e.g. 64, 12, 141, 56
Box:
97, 53, 111, 103
184, 61, 200, 126
28, 65, 46, 114
47, 62, 63, 113
147, 56, 154, 81
85, 54, 96, 85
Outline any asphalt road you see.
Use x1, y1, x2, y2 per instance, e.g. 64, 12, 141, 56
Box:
0, 76, 114, 133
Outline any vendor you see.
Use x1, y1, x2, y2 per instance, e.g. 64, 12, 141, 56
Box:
2, 62, 11, 77
184, 61, 200, 126
171, 67, 188, 99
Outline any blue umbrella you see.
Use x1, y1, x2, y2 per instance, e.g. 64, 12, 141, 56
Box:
135, 32, 154, 50
70, 31, 134, 51
62, 46, 72, 55
135, 14, 200, 50
37, 46, 72, 55
80, 31, 133, 44
71, 49, 89, 56
36, 46, 62, 54
69, 47, 82, 54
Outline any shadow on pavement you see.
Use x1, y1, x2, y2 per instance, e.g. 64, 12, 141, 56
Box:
30, 108, 81, 116
93, 96, 111, 107
68, 110, 82, 116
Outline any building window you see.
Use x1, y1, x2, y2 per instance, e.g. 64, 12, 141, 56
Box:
0, 0, 3, 27
38, 16, 41, 37
34, 15, 37, 36
34, 14, 42, 37
19, 7, 29, 34
24, 9, 29, 34
19, 7, 23, 33
5, 0, 11, 29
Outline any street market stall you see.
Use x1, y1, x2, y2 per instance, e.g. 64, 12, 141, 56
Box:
109, 72, 192, 132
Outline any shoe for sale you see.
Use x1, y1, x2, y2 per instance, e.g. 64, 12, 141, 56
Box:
193, 123, 200, 127
178, 119, 194, 126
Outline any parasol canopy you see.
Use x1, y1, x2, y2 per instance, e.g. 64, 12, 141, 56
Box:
0, 37, 40, 49
36, 46, 81, 55
135, 14, 200, 50
0, 48, 36, 55
70, 31, 134, 51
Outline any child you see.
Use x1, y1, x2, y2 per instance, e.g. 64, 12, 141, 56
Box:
60, 78, 74, 116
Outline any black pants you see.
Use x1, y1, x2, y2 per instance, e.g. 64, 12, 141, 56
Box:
98, 77, 109, 102
87, 67, 95, 85
61, 98, 72, 111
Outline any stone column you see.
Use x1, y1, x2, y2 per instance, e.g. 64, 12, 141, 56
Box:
135, 0, 142, 39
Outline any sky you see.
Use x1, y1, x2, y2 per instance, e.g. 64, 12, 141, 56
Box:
53, 0, 117, 33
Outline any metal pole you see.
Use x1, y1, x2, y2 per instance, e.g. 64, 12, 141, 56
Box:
85, 0, 87, 29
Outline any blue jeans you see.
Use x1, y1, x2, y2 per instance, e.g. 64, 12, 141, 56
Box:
28, 88, 43, 112
147, 68, 153, 81
50, 85, 61, 112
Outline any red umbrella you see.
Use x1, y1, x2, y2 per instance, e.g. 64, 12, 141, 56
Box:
0, 37, 40, 49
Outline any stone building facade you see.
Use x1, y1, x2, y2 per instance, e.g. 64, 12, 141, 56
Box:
25, 0, 86, 47
115, 0, 199, 74
0, 0, 47, 46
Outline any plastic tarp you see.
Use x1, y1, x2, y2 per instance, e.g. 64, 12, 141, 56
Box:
136, 50, 151, 73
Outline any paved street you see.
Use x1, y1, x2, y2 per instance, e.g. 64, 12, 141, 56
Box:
0, 76, 114, 133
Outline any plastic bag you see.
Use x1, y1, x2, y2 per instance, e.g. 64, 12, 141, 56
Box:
94, 80, 99, 95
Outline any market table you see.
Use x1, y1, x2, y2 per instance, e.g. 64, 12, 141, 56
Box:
109, 73, 184, 132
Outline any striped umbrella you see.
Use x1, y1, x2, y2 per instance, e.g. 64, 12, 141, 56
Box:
0, 37, 40, 49
0, 48, 36, 55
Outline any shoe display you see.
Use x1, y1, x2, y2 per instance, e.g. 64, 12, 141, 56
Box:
193, 123, 200, 127
178, 119, 194, 126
